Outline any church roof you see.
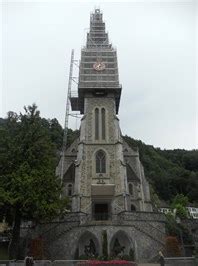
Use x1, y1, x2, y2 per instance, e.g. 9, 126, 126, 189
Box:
126, 164, 140, 182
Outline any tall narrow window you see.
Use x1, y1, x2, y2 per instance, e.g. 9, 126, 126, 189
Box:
129, 183, 133, 196
101, 108, 106, 140
68, 184, 73, 197
95, 108, 99, 140
96, 150, 106, 173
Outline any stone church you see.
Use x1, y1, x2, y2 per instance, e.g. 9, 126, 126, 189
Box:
62, 8, 152, 216
30, 9, 166, 262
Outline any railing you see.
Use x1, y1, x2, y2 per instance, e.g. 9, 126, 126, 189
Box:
38, 213, 85, 239
118, 211, 166, 222
116, 211, 166, 246
164, 257, 196, 266
28, 211, 166, 242
93, 212, 111, 221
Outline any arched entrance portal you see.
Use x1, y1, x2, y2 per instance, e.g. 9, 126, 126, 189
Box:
110, 230, 135, 259
77, 231, 100, 259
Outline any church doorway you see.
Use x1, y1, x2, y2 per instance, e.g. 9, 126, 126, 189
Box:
93, 203, 109, 221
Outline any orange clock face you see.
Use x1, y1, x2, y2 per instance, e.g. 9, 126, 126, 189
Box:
93, 61, 106, 71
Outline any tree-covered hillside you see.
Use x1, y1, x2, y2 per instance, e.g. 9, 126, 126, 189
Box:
124, 136, 198, 204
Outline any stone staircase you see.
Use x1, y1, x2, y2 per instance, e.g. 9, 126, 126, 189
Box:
40, 221, 79, 243
37, 213, 87, 243
133, 223, 165, 247
131, 223, 165, 265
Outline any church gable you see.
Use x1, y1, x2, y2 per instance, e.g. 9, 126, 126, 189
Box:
65, 137, 79, 156
56, 137, 78, 177
63, 163, 75, 182
122, 139, 138, 156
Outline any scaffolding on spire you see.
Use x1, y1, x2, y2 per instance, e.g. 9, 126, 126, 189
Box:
70, 9, 122, 115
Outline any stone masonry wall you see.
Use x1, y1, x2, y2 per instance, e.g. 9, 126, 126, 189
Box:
24, 212, 166, 263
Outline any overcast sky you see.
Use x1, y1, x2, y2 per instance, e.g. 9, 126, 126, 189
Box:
1, 0, 198, 150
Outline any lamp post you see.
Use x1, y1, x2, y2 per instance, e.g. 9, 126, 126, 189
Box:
176, 216, 185, 257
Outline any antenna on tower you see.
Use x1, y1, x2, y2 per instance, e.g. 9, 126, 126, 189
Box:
60, 49, 75, 185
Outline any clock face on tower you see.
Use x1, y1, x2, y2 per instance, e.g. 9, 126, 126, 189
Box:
93, 61, 106, 71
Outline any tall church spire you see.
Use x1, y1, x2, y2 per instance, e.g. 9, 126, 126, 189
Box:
71, 8, 122, 114
87, 9, 110, 48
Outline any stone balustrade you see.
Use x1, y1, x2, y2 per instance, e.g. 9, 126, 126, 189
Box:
118, 211, 166, 223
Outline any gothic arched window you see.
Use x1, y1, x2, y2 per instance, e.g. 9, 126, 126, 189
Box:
96, 150, 106, 173
101, 108, 106, 140
95, 108, 99, 140
67, 184, 73, 197
129, 183, 133, 196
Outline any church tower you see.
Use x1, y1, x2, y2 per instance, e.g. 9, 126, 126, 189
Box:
30, 9, 165, 261
67, 9, 152, 217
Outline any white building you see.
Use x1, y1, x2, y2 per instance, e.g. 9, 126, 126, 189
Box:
187, 207, 198, 219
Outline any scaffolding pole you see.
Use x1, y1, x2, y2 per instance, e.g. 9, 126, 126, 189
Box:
60, 49, 75, 185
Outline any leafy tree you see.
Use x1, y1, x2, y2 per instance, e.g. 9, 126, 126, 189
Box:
182, 151, 198, 171
40, 118, 64, 151
158, 149, 198, 172
171, 194, 189, 208
49, 118, 64, 150
67, 128, 80, 147
0, 104, 68, 259
171, 194, 189, 219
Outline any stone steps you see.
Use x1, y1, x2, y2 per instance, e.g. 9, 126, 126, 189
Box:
133, 224, 164, 246
41, 222, 79, 242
